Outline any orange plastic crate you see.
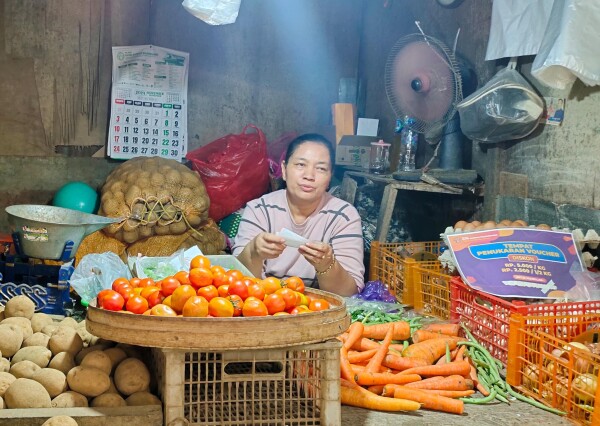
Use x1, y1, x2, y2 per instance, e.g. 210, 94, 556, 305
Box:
369, 241, 443, 305
507, 312, 600, 425
411, 262, 453, 320
450, 276, 600, 366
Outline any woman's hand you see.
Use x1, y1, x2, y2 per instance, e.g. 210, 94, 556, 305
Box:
299, 242, 334, 273
251, 232, 286, 260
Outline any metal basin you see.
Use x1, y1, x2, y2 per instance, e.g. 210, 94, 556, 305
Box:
6, 205, 122, 260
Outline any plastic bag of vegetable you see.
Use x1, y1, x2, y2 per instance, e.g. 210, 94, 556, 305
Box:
352, 280, 397, 303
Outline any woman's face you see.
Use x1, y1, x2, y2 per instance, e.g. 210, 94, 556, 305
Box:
282, 141, 332, 205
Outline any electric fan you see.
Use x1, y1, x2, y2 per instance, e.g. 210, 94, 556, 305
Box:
385, 33, 477, 184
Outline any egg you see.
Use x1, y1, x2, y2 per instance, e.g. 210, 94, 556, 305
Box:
536, 224, 552, 230
471, 221, 481, 227
513, 219, 528, 227
499, 219, 512, 226
463, 222, 476, 232
454, 220, 468, 230
481, 220, 497, 230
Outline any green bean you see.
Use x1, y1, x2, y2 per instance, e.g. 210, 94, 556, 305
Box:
505, 383, 566, 416
461, 389, 497, 404
445, 342, 451, 363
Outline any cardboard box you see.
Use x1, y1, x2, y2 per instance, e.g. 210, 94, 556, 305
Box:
335, 135, 379, 169
331, 103, 356, 144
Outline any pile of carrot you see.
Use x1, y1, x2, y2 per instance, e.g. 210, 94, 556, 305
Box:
338, 320, 472, 414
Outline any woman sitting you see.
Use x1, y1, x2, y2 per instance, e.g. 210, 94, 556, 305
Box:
233, 133, 364, 296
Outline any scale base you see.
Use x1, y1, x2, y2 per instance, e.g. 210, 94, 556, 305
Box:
393, 168, 478, 185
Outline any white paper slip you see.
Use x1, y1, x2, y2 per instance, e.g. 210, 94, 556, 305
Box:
276, 228, 309, 248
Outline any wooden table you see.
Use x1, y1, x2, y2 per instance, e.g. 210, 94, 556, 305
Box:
339, 170, 482, 242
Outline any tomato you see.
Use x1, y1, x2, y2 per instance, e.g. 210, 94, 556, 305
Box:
273, 311, 290, 316
196, 285, 219, 302
162, 295, 172, 307
217, 284, 230, 298
227, 279, 249, 300
140, 285, 161, 299
208, 297, 234, 317
226, 269, 244, 281
276, 288, 298, 310
190, 255, 211, 270
182, 296, 209, 317
111, 277, 130, 292
263, 293, 286, 315
261, 277, 282, 295
284, 276, 305, 293
146, 290, 165, 308
96, 289, 113, 307
129, 277, 141, 288
170, 285, 197, 313
212, 271, 229, 288
242, 297, 268, 317
101, 291, 125, 311
120, 288, 136, 304
296, 292, 309, 307
210, 265, 226, 276
189, 267, 213, 289
174, 270, 191, 285
289, 305, 312, 315
309, 298, 330, 312
227, 294, 244, 317
137, 277, 155, 288
126, 295, 149, 314
112, 280, 131, 294
161, 277, 181, 296
150, 304, 177, 316
247, 282, 266, 301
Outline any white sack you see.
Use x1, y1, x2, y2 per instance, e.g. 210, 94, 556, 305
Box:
182, 0, 241, 26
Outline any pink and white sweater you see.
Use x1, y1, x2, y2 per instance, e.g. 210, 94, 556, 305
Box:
233, 190, 365, 292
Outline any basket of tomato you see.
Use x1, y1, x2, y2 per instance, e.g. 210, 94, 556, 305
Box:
86, 254, 350, 350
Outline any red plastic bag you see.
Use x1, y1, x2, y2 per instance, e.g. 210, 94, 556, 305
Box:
186, 125, 270, 221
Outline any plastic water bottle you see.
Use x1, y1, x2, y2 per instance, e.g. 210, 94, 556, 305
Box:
398, 117, 418, 171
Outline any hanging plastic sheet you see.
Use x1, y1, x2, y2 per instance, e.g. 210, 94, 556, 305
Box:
531, 0, 600, 89
182, 0, 241, 25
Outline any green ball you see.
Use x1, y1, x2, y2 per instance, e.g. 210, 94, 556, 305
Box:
53, 181, 99, 214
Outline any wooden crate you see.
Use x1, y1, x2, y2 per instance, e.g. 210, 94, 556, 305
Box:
150, 340, 341, 426
0, 406, 162, 426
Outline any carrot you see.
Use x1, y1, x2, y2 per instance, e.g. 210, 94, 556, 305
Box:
420, 389, 475, 398
343, 321, 365, 350
455, 345, 467, 362
351, 337, 382, 352
355, 371, 422, 386
351, 364, 391, 374
366, 384, 385, 395
389, 344, 405, 353
435, 353, 447, 365
362, 321, 410, 341
399, 360, 472, 378
412, 329, 465, 344
347, 348, 378, 364
392, 386, 464, 414
422, 323, 460, 336
402, 376, 445, 388
341, 385, 421, 412
366, 325, 394, 373
402, 337, 464, 364
382, 354, 429, 371
340, 346, 356, 384
404, 375, 474, 391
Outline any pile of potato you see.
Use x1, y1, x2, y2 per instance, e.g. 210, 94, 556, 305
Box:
0, 295, 161, 411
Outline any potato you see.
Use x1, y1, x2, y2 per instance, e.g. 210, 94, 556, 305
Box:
67, 366, 111, 397
114, 358, 150, 396
0, 306, 4, 321
49, 326, 83, 356
23, 332, 50, 348
115, 343, 143, 359
91, 392, 127, 407
81, 351, 112, 375
51, 391, 88, 408
59, 317, 79, 329
48, 352, 76, 375
32, 368, 68, 398
41, 415, 78, 426
4, 295, 35, 319
0, 372, 16, 397
75, 343, 112, 365
1, 317, 32, 340
11, 346, 52, 368
41, 323, 59, 336
0, 323, 23, 357
104, 347, 128, 371
0, 358, 10, 373
126, 391, 161, 406
5, 378, 52, 408
30, 313, 54, 333
10, 360, 41, 379
106, 377, 119, 394
0, 395, 3, 409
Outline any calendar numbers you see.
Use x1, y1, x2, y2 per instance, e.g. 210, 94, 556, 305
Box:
109, 98, 186, 161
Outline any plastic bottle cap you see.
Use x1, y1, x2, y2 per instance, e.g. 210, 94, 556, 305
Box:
371, 140, 391, 147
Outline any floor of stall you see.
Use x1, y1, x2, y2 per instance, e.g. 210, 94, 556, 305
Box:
341, 399, 574, 425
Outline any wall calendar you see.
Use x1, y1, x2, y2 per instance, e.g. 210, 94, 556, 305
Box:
108, 45, 189, 161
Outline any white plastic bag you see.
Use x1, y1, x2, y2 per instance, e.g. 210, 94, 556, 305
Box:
457, 66, 544, 143
182, 0, 241, 25
69, 252, 131, 305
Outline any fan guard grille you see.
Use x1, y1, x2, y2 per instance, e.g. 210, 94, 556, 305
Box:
385, 33, 462, 134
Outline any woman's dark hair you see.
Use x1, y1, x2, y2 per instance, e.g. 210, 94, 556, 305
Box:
284, 133, 335, 168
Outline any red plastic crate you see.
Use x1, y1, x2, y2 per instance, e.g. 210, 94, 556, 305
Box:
450, 276, 600, 366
